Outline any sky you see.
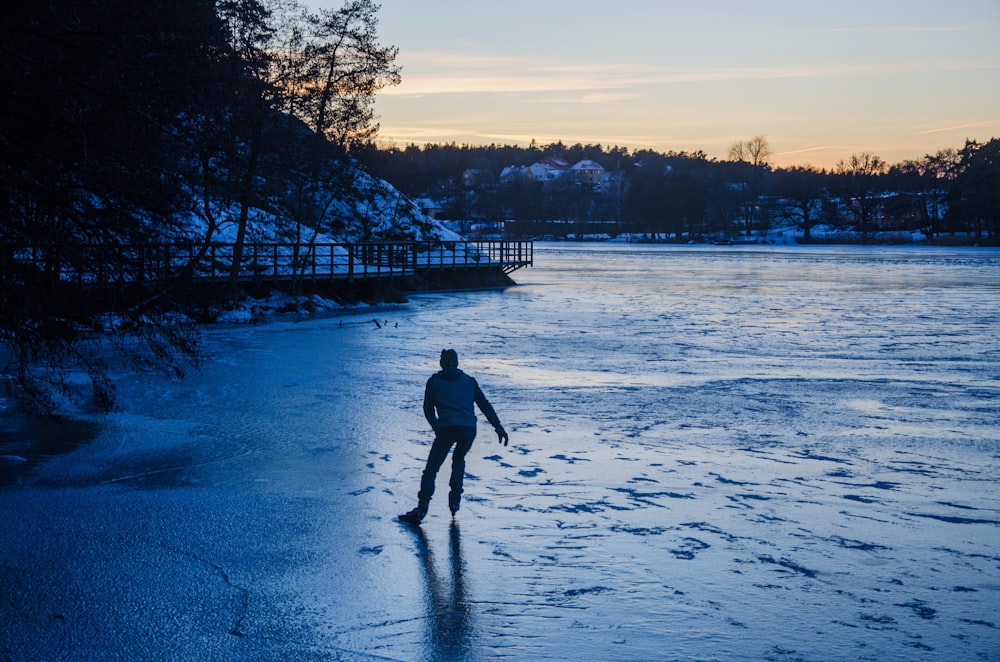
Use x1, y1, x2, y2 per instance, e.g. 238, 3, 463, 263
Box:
310, 0, 1000, 169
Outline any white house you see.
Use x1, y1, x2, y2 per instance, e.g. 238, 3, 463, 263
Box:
500, 165, 527, 183
527, 156, 570, 182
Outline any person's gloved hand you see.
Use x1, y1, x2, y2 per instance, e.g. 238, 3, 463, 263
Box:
496, 427, 509, 447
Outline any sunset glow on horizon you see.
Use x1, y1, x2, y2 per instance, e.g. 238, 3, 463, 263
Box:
312, 0, 1000, 168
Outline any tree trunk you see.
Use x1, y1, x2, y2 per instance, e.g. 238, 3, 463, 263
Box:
229, 138, 259, 296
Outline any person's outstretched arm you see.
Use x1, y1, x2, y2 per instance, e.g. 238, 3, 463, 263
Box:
474, 382, 508, 446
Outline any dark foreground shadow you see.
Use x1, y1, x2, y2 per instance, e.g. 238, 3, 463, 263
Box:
409, 521, 476, 660
0, 415, 101, 486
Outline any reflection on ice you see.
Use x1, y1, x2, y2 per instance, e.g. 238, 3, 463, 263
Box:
407, 521, 476, 660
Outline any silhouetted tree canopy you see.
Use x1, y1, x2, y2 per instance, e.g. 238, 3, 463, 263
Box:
1, 0, 400, 415
948, 139, 1000, 238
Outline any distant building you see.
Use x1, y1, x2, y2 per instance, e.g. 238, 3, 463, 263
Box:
499, 165, 526, 183
499, 157, 608, 188
568, 159, 605, 186
527, 156, 570, 182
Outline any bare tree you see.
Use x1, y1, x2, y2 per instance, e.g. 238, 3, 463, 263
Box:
729, 135, 773, 168
728, 135, 773, 236
775, 166, 826, 240
281, 0, 401, 147
924, 148, 960, 236
215, 0, 400, 290
834, 152, 887, 238
215, 0, 276, 291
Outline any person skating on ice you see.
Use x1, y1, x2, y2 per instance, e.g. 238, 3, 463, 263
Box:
399, 349, 508, 524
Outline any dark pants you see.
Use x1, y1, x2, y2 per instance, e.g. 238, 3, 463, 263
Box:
418, 426, 476, 510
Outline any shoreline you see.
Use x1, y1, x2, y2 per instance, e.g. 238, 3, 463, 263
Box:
212, 266, 517, 323
507, 226, 998, 247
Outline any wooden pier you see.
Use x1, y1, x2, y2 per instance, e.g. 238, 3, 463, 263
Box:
7, 240, 533, 289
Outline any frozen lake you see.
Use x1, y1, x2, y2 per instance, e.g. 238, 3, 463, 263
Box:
2, 242, 999, 661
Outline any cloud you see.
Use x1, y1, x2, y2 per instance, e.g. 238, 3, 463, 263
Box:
383, 51, 1000, 98
918, 120, 999, 135
777, 145, 840, 156
382, 54, 654, 95
525, 92, 645, 105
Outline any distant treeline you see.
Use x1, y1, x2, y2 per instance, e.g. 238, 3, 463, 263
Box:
355, 138, 1000, 242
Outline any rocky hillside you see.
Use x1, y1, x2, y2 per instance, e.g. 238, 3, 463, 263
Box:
172, 160, 463, 246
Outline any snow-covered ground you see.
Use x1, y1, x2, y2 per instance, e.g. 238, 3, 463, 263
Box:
599, 224, 940, 246
172, 166, 463, 246
2, 243, 998, 660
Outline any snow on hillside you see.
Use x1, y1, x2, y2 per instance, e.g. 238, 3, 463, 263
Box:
171, 161, 463, 246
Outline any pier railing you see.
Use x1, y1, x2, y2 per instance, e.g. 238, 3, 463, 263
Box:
5, 240, 532, 287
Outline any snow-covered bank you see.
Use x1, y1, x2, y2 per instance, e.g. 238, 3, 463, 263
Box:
206, 261, 518, 325
578, 224, 994, 246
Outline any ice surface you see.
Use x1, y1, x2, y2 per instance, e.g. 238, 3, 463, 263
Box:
2, 243, 999, 661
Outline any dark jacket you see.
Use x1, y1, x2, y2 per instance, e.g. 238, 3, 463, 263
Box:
423, 367, 503, 433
